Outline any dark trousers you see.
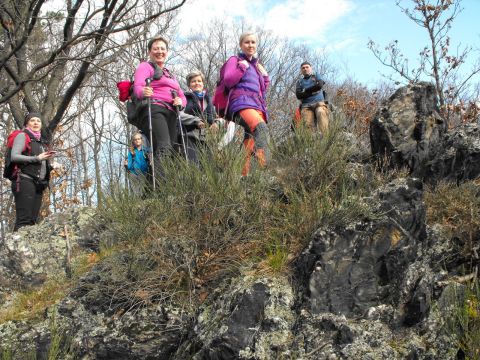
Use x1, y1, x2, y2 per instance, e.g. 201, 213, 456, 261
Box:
140, 104, 178, 176
12, 176, 44, 231
141, 104, 178, 156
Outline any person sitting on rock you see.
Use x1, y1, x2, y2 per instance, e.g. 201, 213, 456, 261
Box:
295, 61, 329, 135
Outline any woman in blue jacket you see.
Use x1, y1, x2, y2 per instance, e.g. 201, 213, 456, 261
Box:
124, 133, 150, 176
124, 133, 151, 195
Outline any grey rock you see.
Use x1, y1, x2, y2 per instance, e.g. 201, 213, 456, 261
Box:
0, 207, 96, 294
370, 82, 480, 184
295, 178, 426, 318
423, 122, 480, 184
175, 276, 295, 360
370, 82, 446, 174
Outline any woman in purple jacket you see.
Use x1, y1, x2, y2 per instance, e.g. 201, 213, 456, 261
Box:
133, 36, 186, 169
222, 31, 270, 176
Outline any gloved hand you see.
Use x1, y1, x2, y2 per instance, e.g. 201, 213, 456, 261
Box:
316, 79, 325, 88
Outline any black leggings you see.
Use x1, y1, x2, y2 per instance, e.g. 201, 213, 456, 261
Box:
12, 176, 45, 231
140, 104, 178, 177
140, 104, 178, 156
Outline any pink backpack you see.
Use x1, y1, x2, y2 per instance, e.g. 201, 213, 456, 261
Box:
212, 56, 239, 120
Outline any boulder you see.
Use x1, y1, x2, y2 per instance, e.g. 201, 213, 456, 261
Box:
370, 82, 480, 184
370, 82, 446, 174
295, 177, 427, 320
423, 122, 480, 184
0, 207, 96, 293
175, 276, 296, 360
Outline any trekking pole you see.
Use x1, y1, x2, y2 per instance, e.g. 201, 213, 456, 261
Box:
146, 78, 156, 190
171, 89, 188, 161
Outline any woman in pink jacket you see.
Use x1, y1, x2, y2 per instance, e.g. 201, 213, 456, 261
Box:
133, 36, 186, 171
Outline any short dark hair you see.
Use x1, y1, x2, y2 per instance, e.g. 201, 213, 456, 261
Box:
24, 112, 42, 126
148, 36, 169, 51
186, 70, 205, 86
300, 61, 311, 67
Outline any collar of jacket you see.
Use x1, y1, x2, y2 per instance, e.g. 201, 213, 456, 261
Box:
238, 52, 258, 65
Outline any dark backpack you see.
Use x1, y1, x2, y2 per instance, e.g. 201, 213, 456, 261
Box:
212, 56, 240, 120
117, 62, 163, 128
3, 130, 32, 181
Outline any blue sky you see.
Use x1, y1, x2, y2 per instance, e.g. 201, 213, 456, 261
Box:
179, 0, 480, 87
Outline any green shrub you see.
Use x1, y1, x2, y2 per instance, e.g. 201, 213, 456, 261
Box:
425, 181, 480, 254
94, 116, 376, 311
444, 281, 480, 360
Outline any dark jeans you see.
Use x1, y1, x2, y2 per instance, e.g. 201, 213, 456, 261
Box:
12, 176, 45, 231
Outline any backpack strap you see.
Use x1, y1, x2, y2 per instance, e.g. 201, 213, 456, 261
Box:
148, 61, 163, 80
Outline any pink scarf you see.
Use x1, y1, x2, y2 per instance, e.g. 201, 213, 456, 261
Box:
25, 128, 41, 141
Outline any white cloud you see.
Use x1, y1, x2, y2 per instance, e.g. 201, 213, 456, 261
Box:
177, 0, 354, 42
263, 0, 354, 40
177, 0, 251, 36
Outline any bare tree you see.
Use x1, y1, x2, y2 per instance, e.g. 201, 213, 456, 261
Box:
368, 0, 480, 120
174, 18, 335, 139
0, 110, 15, 236
0, 0, 186, 138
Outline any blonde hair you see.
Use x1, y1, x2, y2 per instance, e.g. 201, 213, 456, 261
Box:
130, 132, 143, 154
186, 71, 205, 86
239, 31, 256, 46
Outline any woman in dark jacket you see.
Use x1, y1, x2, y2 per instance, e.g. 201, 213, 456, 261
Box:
10, 112, 54, 231
182, 71, 220, 164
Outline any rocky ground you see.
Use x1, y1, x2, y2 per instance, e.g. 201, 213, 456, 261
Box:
0, 82, 479, 359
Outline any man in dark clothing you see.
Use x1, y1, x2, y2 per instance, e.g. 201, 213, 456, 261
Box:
295, 61, 330, 134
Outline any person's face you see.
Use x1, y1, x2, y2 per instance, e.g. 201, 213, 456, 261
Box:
149, 40, 168, 65
240, 35, 257, 58
26, 117, 42, 132
133, 135, 142, 147
301, 64, 312, 76
189, 75, 204, 92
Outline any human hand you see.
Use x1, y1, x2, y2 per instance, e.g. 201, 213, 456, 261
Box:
143, 86, 153, 98
239, 60, 250, 68
197, 121, 206, 129
38, 151, 55, 160
209, 122, 219, 132
315, 79, 325, 88
124, 159, 128, 166
172, 96, 182, 107
257, 63, 268, 76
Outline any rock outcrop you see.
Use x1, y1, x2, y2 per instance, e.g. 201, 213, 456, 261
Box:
1, 82, 479, 359
370, 82, 446, 174
0, 207, 96, 292
296, 177, 426, 319
370, 82, 480, 184
423, 122, 480, 184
